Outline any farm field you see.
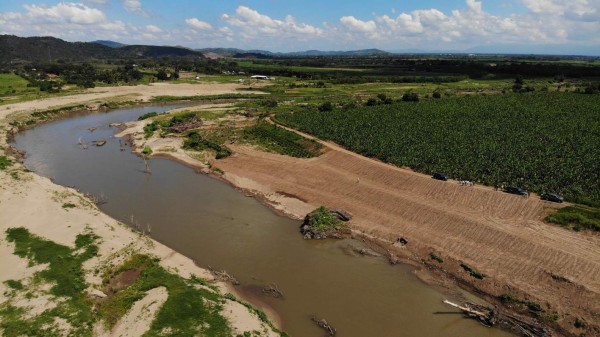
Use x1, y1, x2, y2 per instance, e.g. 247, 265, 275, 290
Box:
276, 92, 600, 205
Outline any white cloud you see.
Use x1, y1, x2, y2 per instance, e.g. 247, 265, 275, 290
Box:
340, 16, 377, 34
122, 0, 148, 17
521, 0, 599, 21
466, 0, 483, 12
145, 24, 162, 33
221, 6, 323, 39
334, 0, 600, 48
23, 2, 106, 25
185, 18, 212, 30
84, 0, 110, 4
0, 2, 131, 42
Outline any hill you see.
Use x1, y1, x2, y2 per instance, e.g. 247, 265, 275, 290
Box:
0, 35, 204, 64
0, 35, 117, 64
91, 40, 126, 48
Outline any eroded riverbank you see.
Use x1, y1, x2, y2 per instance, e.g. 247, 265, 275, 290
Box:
117, 99, 600, 337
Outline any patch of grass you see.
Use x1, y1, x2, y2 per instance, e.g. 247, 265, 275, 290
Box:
98, 254, 232, 337
499, 293, 558, 322
430, 253, 444, 263
0, 155, 12, 170
137, 112, 158, 120
460, 263, 486, 279
243, 120, 321, 158
200, 125, 238, 145
1, 227, 99, 337
62, 203, 77, 209
545, 205, 600, 232
142, 146, 153, 155
4, 280, 24, 290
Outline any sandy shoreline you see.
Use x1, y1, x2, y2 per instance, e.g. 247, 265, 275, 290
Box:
0, 83, 281, 337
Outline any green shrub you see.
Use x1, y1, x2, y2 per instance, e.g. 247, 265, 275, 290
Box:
0, 156, 11, 170
306, 206, 346, 232
430, 253, 444, 263
137, 112, 158, 120
402, 92, 419, 102
243, 121, 321, 158
546, 206, 600, 232
4, 280, 23, 290
318, 101, 333, 112
183, 132, 231, 159
460, 263, 486, 279
143, 121, 159, 138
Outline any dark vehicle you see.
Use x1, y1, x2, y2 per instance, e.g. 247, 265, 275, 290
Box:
432, 172, 448, 181
540, 193, 564, 203
503, 186, 529, 196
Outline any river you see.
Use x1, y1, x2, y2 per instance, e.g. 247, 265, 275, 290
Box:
13, 104, 514, 337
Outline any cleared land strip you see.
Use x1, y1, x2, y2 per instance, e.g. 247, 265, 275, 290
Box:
216, 139, 600, 322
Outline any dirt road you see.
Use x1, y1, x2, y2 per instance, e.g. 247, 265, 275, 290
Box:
0, 82, 264, 119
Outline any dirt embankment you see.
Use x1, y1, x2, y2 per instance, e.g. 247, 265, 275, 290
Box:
208, 139, 600, 337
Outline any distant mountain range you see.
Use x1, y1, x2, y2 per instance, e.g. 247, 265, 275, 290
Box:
0, 35, 204, 64
198, 47, 389, 57
2, 35, 597, 65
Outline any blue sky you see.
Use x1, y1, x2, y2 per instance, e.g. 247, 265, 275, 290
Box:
1, 0, 599, 55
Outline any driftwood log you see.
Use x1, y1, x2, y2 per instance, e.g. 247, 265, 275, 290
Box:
443, 300, 552, 337
311, 316, 336, 336
208, 266, 240, 286
262, 283, 284, 298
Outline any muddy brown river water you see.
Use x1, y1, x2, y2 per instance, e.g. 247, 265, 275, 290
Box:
13, 105, 514, 337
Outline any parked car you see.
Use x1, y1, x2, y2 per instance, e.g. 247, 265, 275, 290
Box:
503, 186, 529, 196
432, 172, 449, 181
540, 193, 564, 203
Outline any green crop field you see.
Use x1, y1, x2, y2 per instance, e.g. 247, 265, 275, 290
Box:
276, 92, 600, 204
0, 74, 37, 99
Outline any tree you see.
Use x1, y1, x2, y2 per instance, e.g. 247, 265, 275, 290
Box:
365, 98, 378, 106
402, 92, 419, 102
512, 75, 527, 92
377, 93, 392, 104
156, 69, 169, 81
318, 101, 333, 112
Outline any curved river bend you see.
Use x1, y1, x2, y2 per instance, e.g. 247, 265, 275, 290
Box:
13, 105, 514, 337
